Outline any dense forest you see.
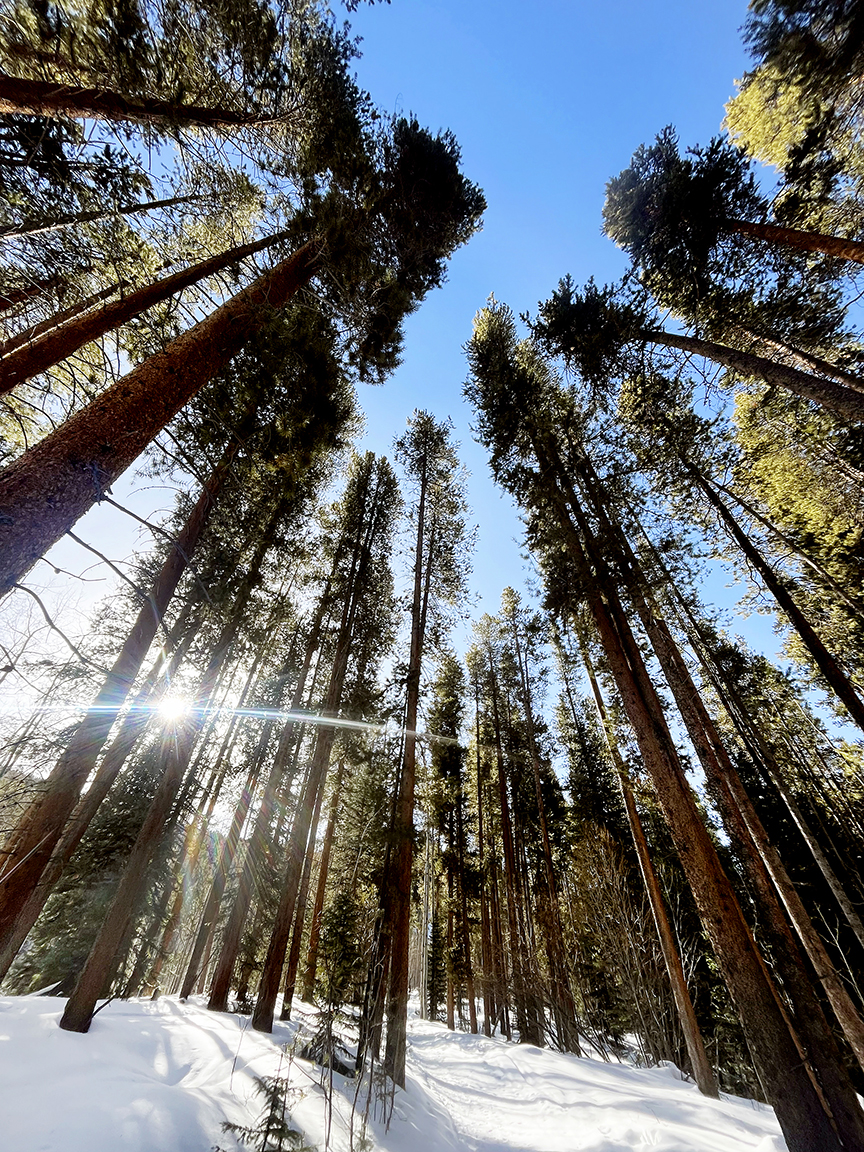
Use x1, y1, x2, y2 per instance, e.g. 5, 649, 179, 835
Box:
1, 3, 864, 1151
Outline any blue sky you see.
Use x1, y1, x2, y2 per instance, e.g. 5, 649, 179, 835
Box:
346, 0, 756, 632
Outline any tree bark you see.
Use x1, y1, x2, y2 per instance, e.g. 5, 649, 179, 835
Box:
301, 764, 344, 1002
0, 194, 200, 240
641, 328, 864, 422
383, 455, 431, 1085
0, 444, 237, 947
279, 778, 326, 1020
0, 237, 320, 595
0, 75, 289, 130
0, 229, 292, 392
729, 217, 864, 268
696, 473, 864, 731
58, 502, 283, 1031
205, 601, 328, 1013
578, 644, 718, 1097
0, 610, 198, 982
533, 434, 845, 1152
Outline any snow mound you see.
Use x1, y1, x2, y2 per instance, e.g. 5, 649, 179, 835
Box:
0, 995, 786, 1151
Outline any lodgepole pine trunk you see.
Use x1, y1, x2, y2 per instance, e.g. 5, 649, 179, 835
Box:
0, 75, 290, 130
0, 237, 320, 594
641, 328, 864, 422
383, 462, 433, 1085
252, 505, 376, 1034
178, 758, 261, 1000
488, 665, 539, 1046
728, 217, 864, 268
0, 282, 125, 357
0, 194, 201, 240
0, 441, 238, 948
207, 592, 331, 1013
473, 685, 494, 1036
0, 611, 198, 982
0, 230, 292, 392
58, 504, 283, 1032
301, 764, 345, 1002
535, 433, 845, 1152
508, 616, 579, 1052
578, 639, 715, 1097
279, 779, 327, 1020
0, 274, 65, 312
695, 474, 864, 732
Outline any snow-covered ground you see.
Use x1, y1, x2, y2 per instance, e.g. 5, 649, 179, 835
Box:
0, 994, 787, 1152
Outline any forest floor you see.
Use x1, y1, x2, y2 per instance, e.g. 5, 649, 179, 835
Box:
0, 993, 787, 1152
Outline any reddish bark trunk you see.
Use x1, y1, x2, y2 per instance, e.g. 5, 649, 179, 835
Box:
0, 238, 320, 594
0, 230, 292, 392
0, 75, 283, 130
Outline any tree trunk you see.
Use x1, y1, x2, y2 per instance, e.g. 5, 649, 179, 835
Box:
729, 217, 864, 268
0, 442, 237, 946
696, 473, 864, 731
0, 282, 126, 357
0, 610, 198, 982
0, 193, 201, 240
473, 686, 494, 1037
178, 758, 261, 1000
508, 614, 578, 1052
0, 75, 286, 130
578, 644, 717, 1097
0, 229, 292, 392
0, 237, 320, 594
488, 664, 539, 1046
641, 328, 864, 422
58, 502, 283, 1032
206, 592, 331, 1013
279, 778, 327, 1020
0, 274, 65, 312
383, 456, 431, 1085
301, 764, 344, 1002
535, 434, 845, 1152
252, 492, 380, 1033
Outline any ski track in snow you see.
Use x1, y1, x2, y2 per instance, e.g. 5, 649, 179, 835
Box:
0, 995, 787, 1152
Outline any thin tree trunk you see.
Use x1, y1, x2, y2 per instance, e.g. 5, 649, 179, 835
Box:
206, 592, 331, 1013
641, 328, 864, 422
508, 615, 578, 1052
0, 282, 126, 357
279, 778, 327, 1020
178, 758, 261, 1000
58, 502, 283, 1032
488, 665, 538, 1045
734, 326, 864, 395
0, 75, 291, 130
713, 480, 864, 619
579, 639, 715, 1096
300, 764, 345, 1002
0, 610, 198, 982
473, 686, 494, 1036
0, 194, 201, 240
696, 473, 864, 731
0, 237, 320, 594
0, 229, 292, 392
384, 457, 431, 1085
0, 441, 238, 945
252, 485, 381, 1034
0, 274, 65, 312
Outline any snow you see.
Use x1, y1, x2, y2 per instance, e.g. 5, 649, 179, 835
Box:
0, 993, 787, 1152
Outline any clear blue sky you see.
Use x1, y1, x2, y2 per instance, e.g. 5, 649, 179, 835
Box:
347, 0, 755, 632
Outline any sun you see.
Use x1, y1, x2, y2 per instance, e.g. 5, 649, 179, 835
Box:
158, 697, 189, 722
